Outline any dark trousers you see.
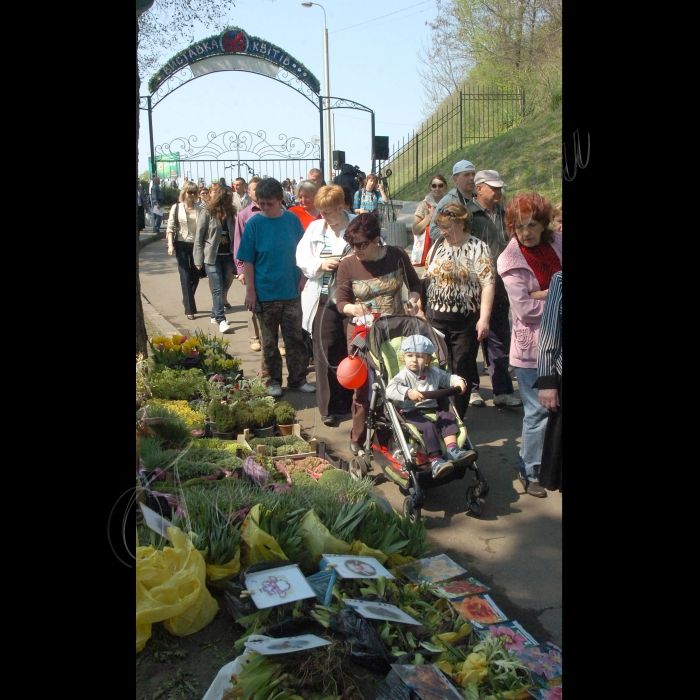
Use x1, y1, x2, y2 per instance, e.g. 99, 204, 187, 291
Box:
313, 294, 353, 416
428, 314, 479, 419
403, 410, 458, 455
138, 205, 145, 231
174, 241, 199, 315
483, 295, 514, 395
258, 298, 309, 388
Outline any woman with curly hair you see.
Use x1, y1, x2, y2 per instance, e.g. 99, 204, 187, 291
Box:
498, 193, 562, 498
194, 185, 236, 333
422, 201, 495, 420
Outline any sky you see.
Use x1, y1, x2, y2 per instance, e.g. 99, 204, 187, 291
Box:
138, 0, 439, 185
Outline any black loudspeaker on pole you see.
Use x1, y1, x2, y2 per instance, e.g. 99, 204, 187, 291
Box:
332, 150, 345, 169
373, 136, 389, 161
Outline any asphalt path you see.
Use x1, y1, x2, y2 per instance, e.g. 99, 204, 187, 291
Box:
138, 208, 562, 647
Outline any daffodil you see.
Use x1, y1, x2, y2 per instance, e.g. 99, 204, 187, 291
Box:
204, 358, 213, 366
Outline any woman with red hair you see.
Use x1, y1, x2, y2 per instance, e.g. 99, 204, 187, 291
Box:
498, 193, 562, 498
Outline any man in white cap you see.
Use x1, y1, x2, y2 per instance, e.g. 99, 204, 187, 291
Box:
429, 159, 476, 242
467, 170, 522, 408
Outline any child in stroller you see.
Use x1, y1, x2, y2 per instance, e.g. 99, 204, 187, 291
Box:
386, 334, 477, 478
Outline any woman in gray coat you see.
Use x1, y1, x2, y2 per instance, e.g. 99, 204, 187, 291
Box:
194, 187, 236, 333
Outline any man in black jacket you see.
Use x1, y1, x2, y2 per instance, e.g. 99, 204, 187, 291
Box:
467, 170, 522, 407
332, 163, 359, 196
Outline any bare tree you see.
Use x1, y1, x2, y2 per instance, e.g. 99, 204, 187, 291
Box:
135, 1, 243, 358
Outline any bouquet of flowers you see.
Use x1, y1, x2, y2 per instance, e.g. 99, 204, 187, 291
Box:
194, 330, 241, 377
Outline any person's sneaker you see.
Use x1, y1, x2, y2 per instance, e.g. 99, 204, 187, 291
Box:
219, 320, 231, 333
445, 445, 477, 463
525, 480, 547, 498
494, 393, 523, 407
279, 346, 286, 356
292, 382, 316, 393
431, 457, 454, 478
321, 414, 335, 425
250, 341, 261, 351
267, 384, 283, 397
211, 317, 217, 324
469, 392, 485, 407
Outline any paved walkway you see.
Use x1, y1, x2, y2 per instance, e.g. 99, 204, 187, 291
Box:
138, 203, 562, 648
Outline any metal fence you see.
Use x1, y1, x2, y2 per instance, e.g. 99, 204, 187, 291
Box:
382, 86, 524, 197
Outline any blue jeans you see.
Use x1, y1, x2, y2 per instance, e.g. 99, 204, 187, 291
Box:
205, 255, 235, 323
152, 213, 162, 233
514, 366, 549, 482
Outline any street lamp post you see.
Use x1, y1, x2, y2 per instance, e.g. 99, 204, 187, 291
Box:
302, 2, 332, 185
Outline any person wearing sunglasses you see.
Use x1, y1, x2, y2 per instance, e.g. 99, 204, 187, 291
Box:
411, 173, 447, 266
166, 182, 203, 321
429, 159, 476, 244
237, 178, 316, 398
335, 213, 424, 454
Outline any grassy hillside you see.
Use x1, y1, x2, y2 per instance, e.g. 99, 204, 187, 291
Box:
390, 106, 562, 204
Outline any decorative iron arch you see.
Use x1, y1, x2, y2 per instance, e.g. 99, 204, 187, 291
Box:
139, 27, 377, 178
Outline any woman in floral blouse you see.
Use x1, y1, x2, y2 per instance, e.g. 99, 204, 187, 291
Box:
422, 202, 494, 419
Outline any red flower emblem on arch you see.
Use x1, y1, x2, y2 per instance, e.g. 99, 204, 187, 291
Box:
223, 31, 246, 53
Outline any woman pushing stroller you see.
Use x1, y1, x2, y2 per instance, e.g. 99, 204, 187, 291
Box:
386, 334, 476, 478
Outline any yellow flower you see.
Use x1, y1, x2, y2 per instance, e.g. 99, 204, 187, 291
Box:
434, 661, 454, 676
163, 340, 173, 350
172, 334, 184, 344
455, 652, 488, 687
204, 358, 213, 366
150, 336, 165, 345
435, 623, 472, 644
171, 344, 181, 352
225, 360, 233, 368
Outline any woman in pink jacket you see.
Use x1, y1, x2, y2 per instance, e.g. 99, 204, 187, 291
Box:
498, 193, 562, 498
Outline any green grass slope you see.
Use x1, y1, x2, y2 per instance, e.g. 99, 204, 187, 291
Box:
391, 106, 562, 204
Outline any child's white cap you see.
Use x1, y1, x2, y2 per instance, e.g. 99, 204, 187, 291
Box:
401, 335, 434, 355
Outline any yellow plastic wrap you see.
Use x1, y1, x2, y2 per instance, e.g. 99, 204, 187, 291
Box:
205, 549, 241, 581
349, 540, 388, 564
241, 504, 289, 565
297, 509, 352, 560
136, 526, 219, 653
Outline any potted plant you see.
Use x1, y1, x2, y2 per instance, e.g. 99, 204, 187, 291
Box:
230, 403, 255, 436
212, 404, 236, 440
251, 405, 276, 438
274, 401, 296, 436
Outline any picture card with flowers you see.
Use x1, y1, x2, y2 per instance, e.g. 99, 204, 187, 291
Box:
430, 576, 490, 600
451, 594, 509, 627
475, 620, 537, 651
319, 554, 394, 580
528, 684, 562, 700
243, 564, 317, 609
512, 642, 562, 683
389, 664, 464, 700
396, 554, 467, 584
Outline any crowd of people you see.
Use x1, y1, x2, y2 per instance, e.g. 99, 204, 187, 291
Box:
141, 159, 562, 498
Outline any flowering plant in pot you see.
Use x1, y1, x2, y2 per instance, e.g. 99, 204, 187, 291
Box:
148, 333, 201, 368
274, 401, 296, 435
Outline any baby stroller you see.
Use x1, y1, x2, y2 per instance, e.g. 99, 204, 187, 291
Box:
347, 314, 489, 520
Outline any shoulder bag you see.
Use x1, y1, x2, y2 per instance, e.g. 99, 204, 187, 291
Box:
420, 240, 441, 310
324, 225, 352, 312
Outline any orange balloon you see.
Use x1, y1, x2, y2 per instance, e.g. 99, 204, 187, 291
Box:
337, 355, 368, 389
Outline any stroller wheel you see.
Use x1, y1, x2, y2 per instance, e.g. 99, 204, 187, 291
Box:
403, 496, 421, 523
466, 485, 486, 517
349, 457, 366, 481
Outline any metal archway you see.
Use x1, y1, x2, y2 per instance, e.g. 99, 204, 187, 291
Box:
139, 27, 376, 179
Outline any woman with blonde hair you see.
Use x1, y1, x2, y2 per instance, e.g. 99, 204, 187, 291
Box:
422, 202, 495, 419
296, 185, 356, 424
194, 186, 236, 333
166, 180, 202, 320
288, 180, 321, 231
